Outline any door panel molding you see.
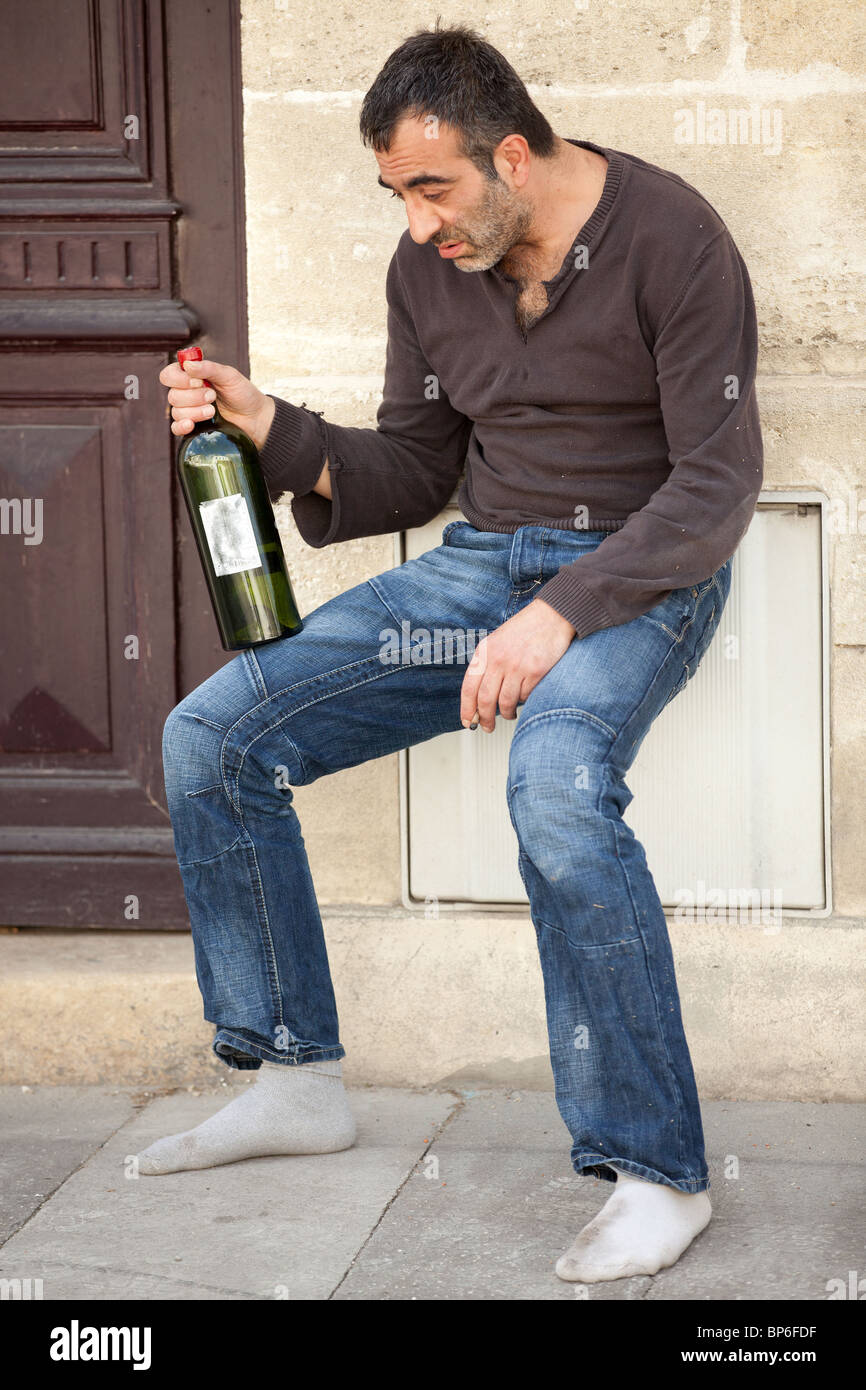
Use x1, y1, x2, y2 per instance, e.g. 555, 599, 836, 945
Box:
0, 0, 248, 927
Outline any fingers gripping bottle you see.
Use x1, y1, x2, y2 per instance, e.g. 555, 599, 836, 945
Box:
175, 346, 303, 650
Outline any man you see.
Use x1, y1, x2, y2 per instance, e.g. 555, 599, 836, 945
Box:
140, 23, 762, 1287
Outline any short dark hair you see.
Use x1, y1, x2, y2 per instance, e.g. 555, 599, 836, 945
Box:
358, 19, 558, 179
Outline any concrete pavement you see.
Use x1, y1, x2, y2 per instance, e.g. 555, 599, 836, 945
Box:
1, 1084, 863, 1301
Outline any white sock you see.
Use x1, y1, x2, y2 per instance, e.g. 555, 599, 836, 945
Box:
135, 1059, 355, 1175
555, 1168, 712, 1283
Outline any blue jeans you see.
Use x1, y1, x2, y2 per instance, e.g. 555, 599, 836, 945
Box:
162, 521, 732, 1194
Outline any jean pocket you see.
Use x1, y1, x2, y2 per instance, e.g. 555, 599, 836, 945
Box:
689, 567, 730, 668
642, 575, 715, 642
644, 575, 706, 639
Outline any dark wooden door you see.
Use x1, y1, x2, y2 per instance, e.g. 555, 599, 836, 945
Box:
0, 0, 248, 928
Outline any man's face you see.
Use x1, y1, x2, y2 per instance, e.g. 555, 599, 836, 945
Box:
374, 116, 533, 271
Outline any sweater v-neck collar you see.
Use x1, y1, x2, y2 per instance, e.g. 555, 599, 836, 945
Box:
489, 139, 624, 290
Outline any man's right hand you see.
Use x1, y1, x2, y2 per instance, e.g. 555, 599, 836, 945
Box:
159, 356, 276, 450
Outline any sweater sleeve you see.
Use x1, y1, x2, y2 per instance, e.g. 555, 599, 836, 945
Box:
257, 249, 473, 546
535, 230, 764, 637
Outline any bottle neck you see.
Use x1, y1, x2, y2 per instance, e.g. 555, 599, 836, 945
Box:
192, 399, 224, 435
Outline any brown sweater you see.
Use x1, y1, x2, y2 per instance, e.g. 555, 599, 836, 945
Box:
258, 138, 763, 638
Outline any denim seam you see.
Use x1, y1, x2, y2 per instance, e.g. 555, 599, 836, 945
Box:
531, 913, 641, 951
245, 647, 269, 700
239, 837, 286, 1031
366, 574, 407, 631
509, 729, 702, 1186
187, 714, 229, 733
219, 660, 401, 811
264, 651, 384, 705
215, 1028, 342, 1064
695, 577, 716, 604
643, 575, 715, 642
510, 704, 618, 749
176, 834, 245, 868
219, 1029, 336, 1057
607, 633, 697, 771
514, 846, 531, 897
602, 761, 694, 1181
180, 786, 244, 865
279, 729, 308, 786
643, 615, 687, 643
643, 600, 697, 643
664, 587, 722, 706
511, 747, 702, 1185
523, 634, 699, 1176
238, 595, 401, 716
572, 1151, 707, 1193
539, 531, 552, 576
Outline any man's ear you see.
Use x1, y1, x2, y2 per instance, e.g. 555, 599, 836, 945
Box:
494, 133, 531, 188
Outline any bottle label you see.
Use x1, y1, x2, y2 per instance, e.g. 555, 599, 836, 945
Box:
199, 494, 261, 576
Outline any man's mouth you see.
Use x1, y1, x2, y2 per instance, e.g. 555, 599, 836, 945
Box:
438, 240, 465, 258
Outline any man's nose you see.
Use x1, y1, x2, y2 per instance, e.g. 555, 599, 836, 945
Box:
405, 202, 443, 245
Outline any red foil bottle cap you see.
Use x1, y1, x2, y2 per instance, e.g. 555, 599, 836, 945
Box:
177, 345, 214, 391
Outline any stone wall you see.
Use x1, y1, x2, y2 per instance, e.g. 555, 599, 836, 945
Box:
239, 0, 866, 920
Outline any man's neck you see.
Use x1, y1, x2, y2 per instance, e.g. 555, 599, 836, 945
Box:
500, 139, 608, 283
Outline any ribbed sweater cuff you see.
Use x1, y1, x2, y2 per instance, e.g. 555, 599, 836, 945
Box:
257, 394, 328, 499
536, 567, 615, 639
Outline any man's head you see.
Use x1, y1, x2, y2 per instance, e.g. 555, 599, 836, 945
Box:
359, 22, 560, 271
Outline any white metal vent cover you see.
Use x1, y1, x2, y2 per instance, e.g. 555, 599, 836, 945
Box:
398, 493, 831, 917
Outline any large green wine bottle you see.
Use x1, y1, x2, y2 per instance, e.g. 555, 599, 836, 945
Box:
175, 346, 303, 651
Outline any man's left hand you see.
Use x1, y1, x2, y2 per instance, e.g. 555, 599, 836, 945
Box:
460, 598, 577, 732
